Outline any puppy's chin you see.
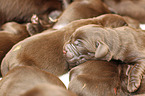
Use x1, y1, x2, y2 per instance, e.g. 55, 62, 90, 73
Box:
66, 57, 87, 69
63, 43, 96, 68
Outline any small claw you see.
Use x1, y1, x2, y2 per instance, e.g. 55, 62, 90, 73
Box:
49, 16, 58, 23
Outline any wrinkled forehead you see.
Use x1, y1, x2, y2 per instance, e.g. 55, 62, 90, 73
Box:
70, 24, 103, 42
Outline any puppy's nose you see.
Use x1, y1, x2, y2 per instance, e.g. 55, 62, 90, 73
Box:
63, 50, 67, 54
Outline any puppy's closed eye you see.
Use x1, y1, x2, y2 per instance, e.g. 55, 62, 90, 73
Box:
74, 39, 82, 46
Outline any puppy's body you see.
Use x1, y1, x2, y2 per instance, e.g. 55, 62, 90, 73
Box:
69, 60, 122, 96
0, 22, 29, 64
69, 60, 145, 96
0, 22, 44, 76
103, 0, 145, 23
1, 14, 129, 77
53, 0, 110, 29
64, 25, 145, 92
21, 83, 76, 96
0, 66, 67, 96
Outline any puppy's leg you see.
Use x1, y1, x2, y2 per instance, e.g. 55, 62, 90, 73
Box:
127, 58, 145, 92
121, 64, 145, 95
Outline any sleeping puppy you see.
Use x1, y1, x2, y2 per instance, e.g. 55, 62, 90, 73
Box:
102, 0, 145, 23
53, 0, 110, 29
68, 60, 145, 96
1, 14, 129, 77
0, 66, 76, 96
63, 24, 145, 92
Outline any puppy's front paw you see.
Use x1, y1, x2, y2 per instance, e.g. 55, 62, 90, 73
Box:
127, 75, 141, 92
31, 14, 39, 24
26, 23, 37, 35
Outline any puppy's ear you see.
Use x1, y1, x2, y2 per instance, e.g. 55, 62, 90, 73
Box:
95, 41, 109, 59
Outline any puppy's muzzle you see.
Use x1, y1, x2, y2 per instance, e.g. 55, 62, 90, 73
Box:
63, 43, 87, 65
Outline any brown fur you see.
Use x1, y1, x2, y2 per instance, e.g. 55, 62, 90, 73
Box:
21, 84, 76, 96
53, 0, 110, 29
1, 14, 130, 77
122, 16, 140, 29
40, 14, 140, 34
63, 24, 145, 92
93, 14, 139, 28
0, 22, 29, 69
27, 13, 139, 36
27, 0, 111, 34
103, 0, 145, 23
0, 22, 44, 76
0, 0, 62, 26
68, 60, 145, 96
0, 66, 71, 96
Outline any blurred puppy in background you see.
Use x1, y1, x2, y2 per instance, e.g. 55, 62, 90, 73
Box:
0, 0, 62, 26
0, 66, 76, 96
103, 0, 145, 23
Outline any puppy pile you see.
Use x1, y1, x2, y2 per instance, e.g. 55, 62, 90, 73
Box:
0, 0, 145, 96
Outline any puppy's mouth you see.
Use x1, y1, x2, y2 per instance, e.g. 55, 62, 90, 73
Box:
63, 43, 95, 68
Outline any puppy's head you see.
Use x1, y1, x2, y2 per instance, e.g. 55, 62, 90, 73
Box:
63, 24, 111, 67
